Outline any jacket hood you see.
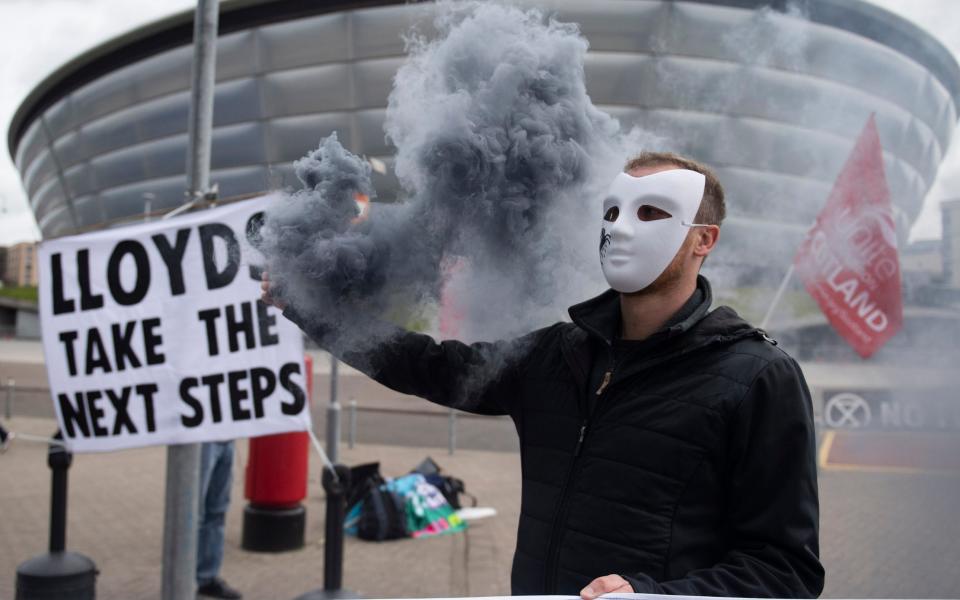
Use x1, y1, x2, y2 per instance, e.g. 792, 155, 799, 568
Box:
562, 276, 763, 383
568, 275, 712, 344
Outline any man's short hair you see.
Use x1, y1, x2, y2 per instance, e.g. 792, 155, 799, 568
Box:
623, 152, 726, 226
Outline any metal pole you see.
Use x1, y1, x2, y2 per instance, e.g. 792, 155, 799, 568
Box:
348, 399, 356, 449
48, 440, 71, 553
162, 2, 218, 599
143, 192, 155, 222
5, 378, 13, 420
322, 465, 350, 592
448, 409, 457, 455
760, 263, 795, 331
327, 356, 341, 463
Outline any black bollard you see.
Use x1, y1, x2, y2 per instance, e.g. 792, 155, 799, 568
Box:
293, 464, 360, 600
16, 432, 97, 599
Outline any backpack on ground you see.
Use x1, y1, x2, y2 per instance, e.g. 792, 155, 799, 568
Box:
356, 476, 407, 541
411, 456, 477, 510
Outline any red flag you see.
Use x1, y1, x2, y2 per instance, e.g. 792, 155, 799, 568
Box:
793, 115, 903, 358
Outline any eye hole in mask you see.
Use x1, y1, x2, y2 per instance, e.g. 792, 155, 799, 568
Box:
603, 206, 619, 222
637, 205, 672, 222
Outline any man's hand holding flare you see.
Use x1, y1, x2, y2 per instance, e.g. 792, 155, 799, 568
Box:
260, 271, 286, 310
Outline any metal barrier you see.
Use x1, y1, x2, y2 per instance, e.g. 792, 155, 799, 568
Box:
343, 402, 508, 455
5, 378, 13, 420
2, 382, 57, 420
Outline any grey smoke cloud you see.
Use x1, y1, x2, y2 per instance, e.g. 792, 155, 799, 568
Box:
256, 132, 388, 306
258, 2, 645, 349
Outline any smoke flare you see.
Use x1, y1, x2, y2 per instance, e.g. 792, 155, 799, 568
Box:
258, 2, 645, 349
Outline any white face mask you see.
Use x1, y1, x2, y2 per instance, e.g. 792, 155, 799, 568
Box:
599, 169, 706, 293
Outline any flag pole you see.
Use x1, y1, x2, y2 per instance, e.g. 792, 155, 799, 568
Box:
759, 263, 795, 331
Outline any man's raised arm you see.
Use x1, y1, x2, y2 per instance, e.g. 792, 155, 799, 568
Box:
263, 272, 544, 416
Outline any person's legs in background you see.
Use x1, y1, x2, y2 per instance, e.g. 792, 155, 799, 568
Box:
197, 440, 242, 599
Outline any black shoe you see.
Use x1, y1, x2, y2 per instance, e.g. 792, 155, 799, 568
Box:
197, 577, 242, 599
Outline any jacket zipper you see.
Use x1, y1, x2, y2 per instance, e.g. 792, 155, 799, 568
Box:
541, 322, 759, 589
543, 357, 615, 592
595, 369, 612, 396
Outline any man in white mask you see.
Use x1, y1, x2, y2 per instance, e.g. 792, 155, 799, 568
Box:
265, 153, 823, 599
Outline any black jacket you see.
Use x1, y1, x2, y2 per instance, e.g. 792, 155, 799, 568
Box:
286, 276, 824, 597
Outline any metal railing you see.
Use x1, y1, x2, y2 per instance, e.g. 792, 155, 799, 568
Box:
1, 383, 510, 455
341, 400, 507, 454
3, 380, 55, 421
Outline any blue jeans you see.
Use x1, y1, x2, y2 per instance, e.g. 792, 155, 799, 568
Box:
197, 440, 234, 585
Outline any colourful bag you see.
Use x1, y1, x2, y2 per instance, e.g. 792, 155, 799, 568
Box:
386, 474, 467, 538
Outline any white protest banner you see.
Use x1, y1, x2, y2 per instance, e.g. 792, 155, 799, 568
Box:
38, 196, 308, 453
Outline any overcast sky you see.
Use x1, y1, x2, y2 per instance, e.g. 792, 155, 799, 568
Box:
1, 0, 958, 246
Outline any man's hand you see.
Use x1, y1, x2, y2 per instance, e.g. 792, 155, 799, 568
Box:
580, 574, 634, 600
260, 271, 286, 310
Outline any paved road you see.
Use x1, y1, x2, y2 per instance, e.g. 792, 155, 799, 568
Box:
2, 344, 960, 598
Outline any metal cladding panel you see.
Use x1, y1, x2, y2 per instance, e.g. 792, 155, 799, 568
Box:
23, 148, 58, 199
126, 45, 193, 102
52, 131, 84, 170
75, 76, 259, 164
214, 165, 272, 199
215, 30, 257, 81
538, 0, 667, 52
128, 92, 191, 142
211, 122, 267, 170
709, 216, 807, 269
91, 144, 150, 190
582, 53, 650, 105
804, 31, 946, 130
586, 53, 943, 184
904, 117, 942, 174
43, 96, 76, 141
660, 2, 779, 60
928, 75, 959, 148
39, 205, 74, 237
257, 12, 351, 70
885, 159, 927, 215
265, 113, 353, 163
350, 4, 437, 60
80, 106, 143, 158
32, 177, 67, 218
261, 63, 352, 117
72, 195, 105, 229
212, 78, 263, 126
15, 118, 46, 175
267, 162, 298, 190
715, 167, 831, 224
353, 58, 405, 110
70, 66, 142, 129
63, 163, 96, 197
99, 174, 187, 220
355, 108, 391, 156
140, 134, 188, 180
664, 2, 951, 135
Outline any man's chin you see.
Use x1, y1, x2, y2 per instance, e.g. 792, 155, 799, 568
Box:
621, 264, 688, 298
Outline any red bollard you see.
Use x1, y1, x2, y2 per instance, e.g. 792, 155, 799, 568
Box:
241, 355, 312, 552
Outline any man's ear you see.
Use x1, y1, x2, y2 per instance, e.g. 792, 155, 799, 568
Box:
691, 225, 720, 259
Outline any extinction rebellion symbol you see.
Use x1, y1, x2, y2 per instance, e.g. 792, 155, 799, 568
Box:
824, 392, 872, 429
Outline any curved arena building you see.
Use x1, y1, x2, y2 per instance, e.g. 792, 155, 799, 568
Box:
9, 0, 960, 277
